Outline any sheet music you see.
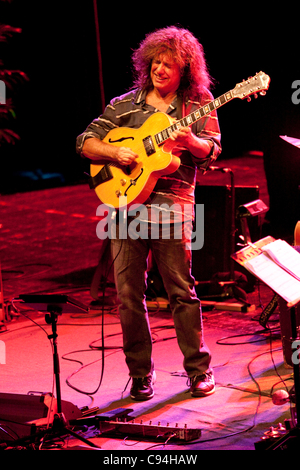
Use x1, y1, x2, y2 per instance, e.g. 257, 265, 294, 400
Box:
280, 135, 300, 149
262, 239, 300, 281
246, 252, 300, 307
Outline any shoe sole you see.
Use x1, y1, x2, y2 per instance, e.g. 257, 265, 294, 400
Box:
191, 385, 216, 398
130, 392, 154, 401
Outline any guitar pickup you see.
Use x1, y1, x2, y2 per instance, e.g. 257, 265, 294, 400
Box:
143, 136, 155, 157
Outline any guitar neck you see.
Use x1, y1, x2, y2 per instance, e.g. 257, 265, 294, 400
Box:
155, 90, 233, 146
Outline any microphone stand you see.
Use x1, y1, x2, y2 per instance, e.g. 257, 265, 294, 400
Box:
42, 305, 100, 448
7, 296, 100, 449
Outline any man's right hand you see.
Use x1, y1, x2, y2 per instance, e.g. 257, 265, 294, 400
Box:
82, 137, 138, 165
114, 147, 138, 166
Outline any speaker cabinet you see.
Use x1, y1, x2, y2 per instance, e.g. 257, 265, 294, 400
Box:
192, 185, 259, 282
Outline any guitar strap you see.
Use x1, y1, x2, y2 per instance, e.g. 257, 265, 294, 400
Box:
87, 164, 113, 190
176, 93, 184, 121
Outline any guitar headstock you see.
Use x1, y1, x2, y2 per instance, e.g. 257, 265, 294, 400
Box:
232, 71, 270, 101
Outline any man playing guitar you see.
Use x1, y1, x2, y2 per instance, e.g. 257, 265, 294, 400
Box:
76, 26, 222, 400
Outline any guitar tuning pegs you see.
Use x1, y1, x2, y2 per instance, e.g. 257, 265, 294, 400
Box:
247, 96, 252, 102
254, 93, 258, 99
260, 90, 266, 96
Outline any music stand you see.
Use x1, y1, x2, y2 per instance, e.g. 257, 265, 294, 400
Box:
232, 243, 300, 449
14, 294, 100, 449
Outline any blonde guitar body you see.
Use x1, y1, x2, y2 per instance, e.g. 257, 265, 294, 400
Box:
89, 72, 270, 209
294, 221, 300, 245
90, 113, 180, 209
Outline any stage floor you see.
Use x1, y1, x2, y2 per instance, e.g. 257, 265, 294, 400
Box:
0, 156, 294, 450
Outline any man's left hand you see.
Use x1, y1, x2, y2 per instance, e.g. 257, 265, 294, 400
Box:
169, 127, 193, 148
169, 126, 213, 160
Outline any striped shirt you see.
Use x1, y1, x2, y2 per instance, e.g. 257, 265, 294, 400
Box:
76, 88, 221, 223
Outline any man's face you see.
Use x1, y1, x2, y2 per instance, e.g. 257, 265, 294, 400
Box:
150, 52, 181, 97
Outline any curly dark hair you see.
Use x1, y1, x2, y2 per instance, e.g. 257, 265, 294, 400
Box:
131, 26, 213, 99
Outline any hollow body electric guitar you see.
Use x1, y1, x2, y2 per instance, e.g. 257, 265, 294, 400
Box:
89, 71, 270, 209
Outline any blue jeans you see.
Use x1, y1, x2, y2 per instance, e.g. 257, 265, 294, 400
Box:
111, 220, 212, 378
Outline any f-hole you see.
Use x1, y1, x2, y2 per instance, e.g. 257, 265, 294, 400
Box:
124, 168, 144, 197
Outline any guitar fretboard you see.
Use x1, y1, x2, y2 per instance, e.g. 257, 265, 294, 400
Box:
155, 90, 233, 146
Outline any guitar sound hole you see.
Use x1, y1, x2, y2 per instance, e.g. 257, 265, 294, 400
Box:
108, 136, 134, 144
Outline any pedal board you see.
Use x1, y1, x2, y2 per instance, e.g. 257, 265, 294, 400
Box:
96, 419, 201, 442
72, 407, 201, 442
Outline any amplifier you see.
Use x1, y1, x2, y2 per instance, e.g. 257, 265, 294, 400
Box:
0, 393, 81, 442
192, 185, 260, 282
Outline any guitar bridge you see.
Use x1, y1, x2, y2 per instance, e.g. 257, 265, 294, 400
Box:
143, 136, 155, 157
